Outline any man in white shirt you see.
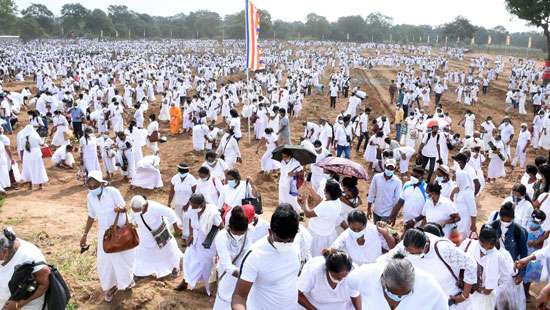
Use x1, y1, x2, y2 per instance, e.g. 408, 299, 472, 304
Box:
434, 81, 444, 105
302, 121, 320, 143
511, 123, 531, 169
367, 159, 402, 223
355, 108, 370, 152
51, 144, 75, 169
334, 115, 352, 159
231, 204, 301, 310
389, 167, 427, 228
417, 123, 442, 182
329, 81, 338, 109
498, 118, 515, 158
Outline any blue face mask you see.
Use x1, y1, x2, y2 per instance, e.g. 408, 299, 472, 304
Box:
384, 169, 394, 177
383, 283, 410, 302
529, 222, 541, 231
89, 187, 102, 196
227, 180, 237, 188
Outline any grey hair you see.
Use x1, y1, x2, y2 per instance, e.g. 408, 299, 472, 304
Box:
0, 227, 16, 251
381, 255, 415, 291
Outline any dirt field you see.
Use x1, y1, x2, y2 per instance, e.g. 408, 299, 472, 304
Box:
0, 47, 546, 309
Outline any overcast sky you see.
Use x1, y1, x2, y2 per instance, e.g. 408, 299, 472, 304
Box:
15, 0, 539, 33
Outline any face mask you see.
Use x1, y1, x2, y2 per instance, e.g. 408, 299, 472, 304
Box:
384, 169, 394, 177
273, 241, 294, 254
179, 172, 188, 178
383, 284, 409, 302
436, 176, 445, 183
349, 229, 364, 239
207, 160, 216, 165
512, 196, 522, 204
328, 272, 341, 284
231, 232, 245, 242
409, 176, 418, 184
480, 246, 495, 255
89, 187, 102, 196
529, 222, 541, 231
189, 207, 201, 215
338, 120, 343, 125
501, 221, 512, 229
201, 177, 209, 182
227, 180, 237, 188
315, 147, 322, 152
324, 173, 332, 179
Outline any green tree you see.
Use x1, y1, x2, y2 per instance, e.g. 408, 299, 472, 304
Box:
335, 15, 367, 41
186, 10, 221, 38
86, 9, 115, 37
21, 3, 55, 35
442, 16, 477, 42
0, 0, 18, 34
61, 3, 91, 36
224, 10, 245, 39
365, 12, 392, 42
305, 13, 331, 40
505, 0, 550, 59
18, 16, 44, 41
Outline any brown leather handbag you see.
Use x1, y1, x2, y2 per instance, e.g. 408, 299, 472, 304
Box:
103, 210, 140, 253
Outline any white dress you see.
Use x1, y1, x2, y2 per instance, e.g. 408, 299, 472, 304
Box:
51, 115, 69, 147
97, 136, 117, 174
134, 201, 183, 278
159, 98, 170, 121
278, 158, 303, 213
79, 136, 101, 174
87, 187, 136, 291
454, 171, 477, 238
487, 141, 506, 178
308, 199, 342, 257
0, 240, 47, 310
131, 155, 163, 189
21, 131, 48, 185
213, 229, 252, 310
260, 133, 280, 172
0, 138, 11, 189
183, 204, 222, 293
540, 116, 550, 151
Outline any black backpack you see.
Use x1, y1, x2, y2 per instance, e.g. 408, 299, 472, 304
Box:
8, 261, 71, 310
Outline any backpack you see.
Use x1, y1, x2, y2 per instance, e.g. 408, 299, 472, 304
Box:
8, 261, 71, 310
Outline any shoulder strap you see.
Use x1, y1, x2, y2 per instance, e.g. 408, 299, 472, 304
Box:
433, 240, 459, 281
464, 239, 473, 252
140, 213, 153, 232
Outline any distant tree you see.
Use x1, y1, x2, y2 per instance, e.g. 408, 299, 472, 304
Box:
224, 10, 245, 39
442, 16, 477, 42
18, 16, 44, 41
305, 13, 331, 40
0, 0, 18, 34
335, 15, 367, 41
61, 3, 90, 36
186, 10, 221, 38
505, 0, 550, 59
21, 3, 55, 34
272, 20, 293, 39
86, 9, 115, 37
365, 12, 393, 42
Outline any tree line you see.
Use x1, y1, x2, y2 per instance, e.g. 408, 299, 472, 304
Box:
0, 1, 546, 53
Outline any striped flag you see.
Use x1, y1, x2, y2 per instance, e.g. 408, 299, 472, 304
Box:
245, 0, 263, 71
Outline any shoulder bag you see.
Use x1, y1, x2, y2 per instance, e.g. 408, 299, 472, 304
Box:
140, 213, 172, 248
434, 240, 477, 294
218, 231, 248, 282
242, 180, 262, 215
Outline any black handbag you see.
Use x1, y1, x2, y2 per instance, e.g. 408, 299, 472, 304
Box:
202, 226, 220, 249
241, 180, 262, 214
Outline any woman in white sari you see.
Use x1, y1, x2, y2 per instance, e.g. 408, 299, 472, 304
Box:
278, 149, 303, 214
79, 127, 101, 177
256, 128, 280, 174
213, 206, 253, 309
130, 196, 183, 279
50, 110, 69, 147
80, 171, 136, 303
452, 170, 477, 238
17, 125, 48, 190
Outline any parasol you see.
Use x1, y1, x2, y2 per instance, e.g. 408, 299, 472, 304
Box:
271, 144, 317, 165
316, 157, 368, 180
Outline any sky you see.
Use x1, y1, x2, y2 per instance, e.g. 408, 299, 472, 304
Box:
15, 0, 539, 33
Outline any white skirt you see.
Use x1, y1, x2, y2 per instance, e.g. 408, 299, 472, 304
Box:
309, 229, 337, 257
96, 230, 136, 291
134, 238, 183, 278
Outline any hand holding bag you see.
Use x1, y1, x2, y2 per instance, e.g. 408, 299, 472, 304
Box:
103, 210, 140, 253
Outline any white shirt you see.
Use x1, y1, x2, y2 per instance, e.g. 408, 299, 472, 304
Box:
334, 124, 352, 146
368, 173, 402, 217
332, 225, 388, 265
399, 181, 427, 222
420, 132, 440, 158
297, 256, 359, 310
309, 199, 342, 236
240, 237, 301, 309
421, 196, 458, 237
170, 174, 197, 206
202, 159, 229, 181
346, 262, 448, 310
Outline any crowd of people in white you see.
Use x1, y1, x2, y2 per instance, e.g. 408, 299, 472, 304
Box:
0, 38, 549, 310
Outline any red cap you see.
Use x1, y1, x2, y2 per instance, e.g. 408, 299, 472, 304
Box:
242, 204, 256, 224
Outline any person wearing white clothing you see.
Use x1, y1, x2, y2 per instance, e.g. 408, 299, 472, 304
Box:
129, 196, 183, 278
216, 130, 241, 169
202, 152, 229, 182
167, 163, 197, 240
17, 125, 48, 189
80, 171, 136, 303
146, 114, 159, 154
278, 150, 303, 214
195, 166, 224, 205
79, 128, 102, 177
0, 229, 50, 310
347, 253, 449, 310
51, 144, 75, 169
452, 170, 477, 238
511, 124, 531, 169
297, 249, 361, 310
131, 155, 163, 190
332, 210, 395, 265
217, 170, 257, 225
300, 180, 343, 257
231, 204, 301, 310
420, 182, 460, 238
50, 110, 69, 147
177, 194, 222, 295
213, 206, 252, 310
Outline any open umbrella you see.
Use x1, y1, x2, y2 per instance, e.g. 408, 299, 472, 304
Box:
271, 144, 317, 165
316, 157, 368, 180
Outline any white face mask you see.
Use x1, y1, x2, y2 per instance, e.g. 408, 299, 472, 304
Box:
349, 229, 364, 239
273, 241, 294, 254
409, 176, 418, 184
231, 232, 245, 242
501, 221, 512, 229
480, 246, 495, 255
328, 272, 341, 284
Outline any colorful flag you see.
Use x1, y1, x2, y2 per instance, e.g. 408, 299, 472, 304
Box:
245, 0, 262, 71
506, 35, 511, 46
528, 36, 532, 48
487, 35, 492, 45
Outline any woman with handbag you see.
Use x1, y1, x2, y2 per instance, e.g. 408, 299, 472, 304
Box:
146, 114, 159, 154
0, 228, 50, 310
17, 124, 48, 190
80, 171, 137, 303
129, 196, 183, 279
213, 206, 252, 310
